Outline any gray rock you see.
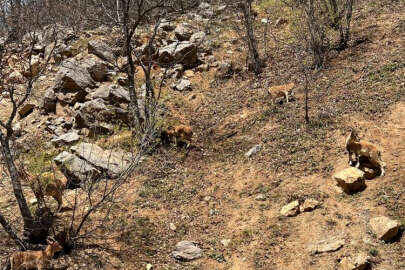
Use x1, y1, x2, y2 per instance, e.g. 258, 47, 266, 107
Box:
172, 241, 202, 261
369, 216, 401, 241
88, 39, 115, 63
90, 84, 130, 104
199, 2, 211, 9
52, 132, 80, 147
215, 61, 234, 79
280, 200, 300, 217
82, 57, 108, 82
172, 79, 191, 91
190, 31, 206, 44
245, 144, 261, 157
158, 41, 198, 68
54, 151, 101, 186
71, 142, 131, 178
334, 167, 366, 194
174, 23, 193, 41
54, 59, 96, 104
40, 88, 57, 114
309, 237, 345, 254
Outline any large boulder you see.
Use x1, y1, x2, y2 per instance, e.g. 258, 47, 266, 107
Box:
369, 216, 401, 241
158, 42, 198, 68
71, 143, 131, 178
333, 167, 366, 194
54, 151, 101, 186
88, 39, 116, 63
172, 241, 202, 261
174, 23, 193, 41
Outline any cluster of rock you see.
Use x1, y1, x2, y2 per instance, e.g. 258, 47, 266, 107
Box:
280, 198, 320, 217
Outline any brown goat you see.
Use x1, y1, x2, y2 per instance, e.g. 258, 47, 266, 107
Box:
346, 130, 386, 176
10, 240, 63, 270
161, 125, 193, 148
268, 82, 295, 105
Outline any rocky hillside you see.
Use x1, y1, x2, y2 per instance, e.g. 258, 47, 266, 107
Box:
0, 0, 404, 269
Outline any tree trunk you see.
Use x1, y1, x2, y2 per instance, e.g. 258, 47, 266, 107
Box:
0, 212, 26, 250
0, 135, 35, 237
241, 0, 262, 74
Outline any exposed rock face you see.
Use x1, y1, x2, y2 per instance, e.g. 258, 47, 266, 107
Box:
88, 39, 116, 63
369, 216, 401, 241
309, 237, 345, 254
174, 23, 193, 41
280, 200, 300, 217
54, 151, 101, 186
334, 167, 366, 194
172, 241, 202, 261
71, 142, 131, 178
339, 253, 370, 270
158, 42, 198, 68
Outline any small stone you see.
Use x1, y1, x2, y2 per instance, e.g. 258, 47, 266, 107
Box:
173, 79, 191, 91
221, 239, 231, 247
333, 167, 366, 194
369, 216, 401, 241
309, 237, 345, 254
280, 200, 300, 217
255, 194, 266, 201
261, 18, 268, 24
339, 253, 370, 270
29, 198, 38, 205
172, 241, 202, 261
169, 223, 177, 231
146, 263, 153, 270
203, 196, 211, 202
300, 198, 320, 212
245, 144, 261, 158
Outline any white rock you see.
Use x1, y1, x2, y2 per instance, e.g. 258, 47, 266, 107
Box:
300, 198, 320, 212
245, 144, 261, 157
172, 241, 202, 261
221, 239, 231, 247
280, 200, 300, 217
309, 236, 345, 254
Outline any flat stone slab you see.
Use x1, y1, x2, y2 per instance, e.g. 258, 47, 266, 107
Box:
309, 236, 345, 254
71, 143, 131, 178
334, 167, 366, 194
52, 132, 80, 147
369, 216, 401, 241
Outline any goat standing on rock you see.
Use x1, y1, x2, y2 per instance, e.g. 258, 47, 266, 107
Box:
346, 130, 386, 176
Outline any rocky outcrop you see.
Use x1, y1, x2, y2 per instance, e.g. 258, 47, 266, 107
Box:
89, 84, 130, 104
174, 23, 193, 41
82, 56, 109, 82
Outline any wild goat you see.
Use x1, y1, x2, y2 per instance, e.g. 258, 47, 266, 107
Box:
346, 130, 386, 176
161, 125, 193, 148
268, 82, 295, 105
19, 168, 67, 213
10, 240, 63, 270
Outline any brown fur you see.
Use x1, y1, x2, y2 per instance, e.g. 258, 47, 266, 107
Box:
19, 168, 67, 213
268, 82, 295, 105
346, 130, 386, 176
161, 125, 193, 148
10, 241, 63, 270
